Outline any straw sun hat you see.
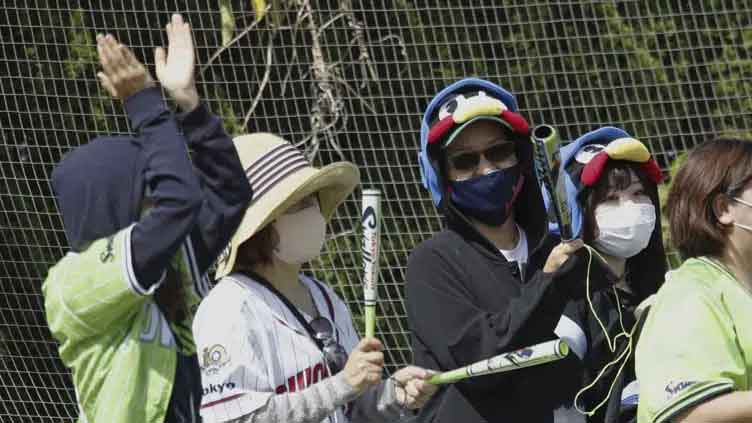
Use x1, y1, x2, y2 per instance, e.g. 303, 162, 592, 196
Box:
214, 133, 360, 278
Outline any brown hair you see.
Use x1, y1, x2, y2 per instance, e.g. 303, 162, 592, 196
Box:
668, 137, 752, 259
235, 224, 279, 269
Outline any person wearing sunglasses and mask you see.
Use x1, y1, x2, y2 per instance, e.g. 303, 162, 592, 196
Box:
636, 138, 752, 423
407, 78, 596, 423
541, 128, 666, 423
193, 134, 438, 423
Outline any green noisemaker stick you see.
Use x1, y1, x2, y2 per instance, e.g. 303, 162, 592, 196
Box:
427, 339, 569, 385
531, 124, 573, 240
361, 189, 381, 339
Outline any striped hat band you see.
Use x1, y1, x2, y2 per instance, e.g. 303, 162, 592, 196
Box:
245, 143, 309, 202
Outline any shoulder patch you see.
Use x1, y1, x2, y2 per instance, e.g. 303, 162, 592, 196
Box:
201, 344, 231, 375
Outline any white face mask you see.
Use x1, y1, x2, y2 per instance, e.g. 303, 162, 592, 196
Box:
594, 202, 656, 258
273, 203, 327, 265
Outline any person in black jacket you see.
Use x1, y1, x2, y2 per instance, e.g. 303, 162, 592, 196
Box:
545, 127, 666, 423
407, 78, 591, 423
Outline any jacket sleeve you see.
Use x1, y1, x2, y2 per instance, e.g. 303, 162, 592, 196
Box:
555, 299, 590, 362
176, 102, 253, 277
347, 378, 407, 422
405, 242, 571, 394
43, 225, 149, 339
126, 87, 203, 288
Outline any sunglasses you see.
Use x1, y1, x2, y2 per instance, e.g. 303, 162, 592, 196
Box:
447, 141, 517, 172
310, 316, 348, 374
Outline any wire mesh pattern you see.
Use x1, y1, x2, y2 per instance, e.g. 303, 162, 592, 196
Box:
2, 1, 752, 420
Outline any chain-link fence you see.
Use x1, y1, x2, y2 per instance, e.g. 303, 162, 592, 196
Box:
2, 1, 751, 421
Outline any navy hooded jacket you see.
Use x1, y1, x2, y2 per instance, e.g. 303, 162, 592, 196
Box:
52, 87, 251, 285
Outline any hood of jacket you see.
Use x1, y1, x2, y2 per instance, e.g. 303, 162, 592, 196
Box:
51, 136, 146, 251
418, 78, 549, 253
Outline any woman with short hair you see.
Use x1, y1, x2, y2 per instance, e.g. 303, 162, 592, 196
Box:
635, 137, 752, 422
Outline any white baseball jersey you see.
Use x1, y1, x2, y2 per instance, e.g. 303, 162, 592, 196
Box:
193, 272, 360, 423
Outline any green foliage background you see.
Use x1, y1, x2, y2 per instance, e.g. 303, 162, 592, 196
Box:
1, 1, 751, 420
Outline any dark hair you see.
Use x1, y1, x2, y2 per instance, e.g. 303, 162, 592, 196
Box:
235, 224, 279, 268
668, 137, 752, 259
580, 159, 666, 300
580, 160, 655, 244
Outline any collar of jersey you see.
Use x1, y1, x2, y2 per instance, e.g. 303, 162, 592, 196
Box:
227, 273, 309, 336
228, 272, 336, 338
700, 256, 752, 298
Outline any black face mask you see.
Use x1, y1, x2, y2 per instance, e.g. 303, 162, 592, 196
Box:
449, 165, 524, 226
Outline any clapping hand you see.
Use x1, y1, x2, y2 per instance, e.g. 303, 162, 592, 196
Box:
96, 34, 155, 100
155, 13, 199, 112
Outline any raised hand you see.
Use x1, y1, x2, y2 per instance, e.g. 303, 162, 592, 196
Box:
342, 338, 384, 394
96, 34, 155, 100
390, 365, 439, 410
155, 13, 199, 112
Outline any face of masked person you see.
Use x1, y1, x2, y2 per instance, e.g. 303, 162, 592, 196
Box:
444, 120, 522, 226
594, 202, 656, 258
592, 173, 656, 258
449, 166, 524, 226
273, 196, 327, 265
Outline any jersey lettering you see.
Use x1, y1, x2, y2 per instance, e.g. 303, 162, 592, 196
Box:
274, 362, 329, 394
139, 302, 175, 348
203, 381, 237, 397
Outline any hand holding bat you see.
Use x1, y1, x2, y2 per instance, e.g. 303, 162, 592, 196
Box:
390, 366, 439, 409
543, 239, 584, 274
342, 338, 384, 394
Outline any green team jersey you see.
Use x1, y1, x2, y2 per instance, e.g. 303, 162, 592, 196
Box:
43, 224, 205, 423
635, 256, 752, 423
